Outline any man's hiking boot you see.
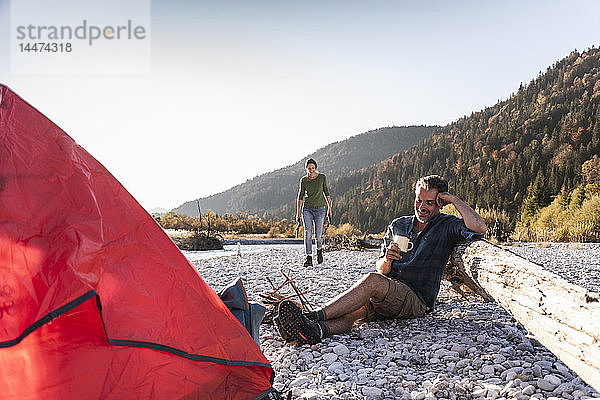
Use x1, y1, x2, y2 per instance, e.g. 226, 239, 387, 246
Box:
277, 300, 322, 345
273, 313, 293, 342
304, 309, 324, 321
316, 248, 323, 264
303, 256, 313, 267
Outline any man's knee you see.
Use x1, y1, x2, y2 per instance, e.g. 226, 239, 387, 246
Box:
358, 272, 390, 300
360, 272, 387, 285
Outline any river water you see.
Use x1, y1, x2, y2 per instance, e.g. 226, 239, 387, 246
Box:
181, 243, 304, 263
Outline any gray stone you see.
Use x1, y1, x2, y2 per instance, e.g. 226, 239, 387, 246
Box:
300, 350, 314, 362
406, 353, 424, 364
482, 365, 496, 375
332, 344, 350, 356
412, 391, 426, 400
451, 344, 467, 356
508, 366, 524, 375
374, 378, 387, 387
290, 377, 310, 387
505, 371, 517, 381
433, 348, 450, 358
322, 353, 338, 363
356, 376, 369, 385
554, 382, 575, 395
554, 361, 571, 375
501, 346, 516, 356
327, 361, 344, 373
534, 360, 553, 370
543, 373, 562, 386
361, 386, 382, 398
298, 391, 320, 400
522, 385, 536, 395
572, 390, 586, 398
537, 378, 558, 392
516, 342, 534, 353
493, 354, 507, 364
359, 329, 379, 338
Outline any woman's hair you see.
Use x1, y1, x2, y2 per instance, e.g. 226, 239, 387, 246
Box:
415, 175, 448, 193
305, 158, 317, 168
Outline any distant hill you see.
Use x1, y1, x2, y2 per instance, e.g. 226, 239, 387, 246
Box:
330, 48, 600, 232
172, 126, 436, 216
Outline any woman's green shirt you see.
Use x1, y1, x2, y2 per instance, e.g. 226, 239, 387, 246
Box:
297, 173, 330, 208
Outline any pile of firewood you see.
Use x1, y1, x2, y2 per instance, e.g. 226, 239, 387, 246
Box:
259, 270, 313, 325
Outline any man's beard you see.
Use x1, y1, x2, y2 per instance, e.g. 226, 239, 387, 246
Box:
415, 209, 433, 223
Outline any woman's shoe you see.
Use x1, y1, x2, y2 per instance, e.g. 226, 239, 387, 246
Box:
316, 249, 323, 264
303, 256, 313, 267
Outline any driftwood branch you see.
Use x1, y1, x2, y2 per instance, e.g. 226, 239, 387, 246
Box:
450, 240, 600, 391
260, 270, 313, 324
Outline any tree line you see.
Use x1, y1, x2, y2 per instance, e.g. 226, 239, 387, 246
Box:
155, 211, 294, 236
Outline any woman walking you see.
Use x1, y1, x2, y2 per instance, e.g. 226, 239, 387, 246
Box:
297, 158, 332, 266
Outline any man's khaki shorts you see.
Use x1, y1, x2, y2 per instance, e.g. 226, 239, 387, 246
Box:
363, 277, 426, 322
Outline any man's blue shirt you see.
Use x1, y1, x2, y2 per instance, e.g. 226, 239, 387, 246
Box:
379, 213, 483, 310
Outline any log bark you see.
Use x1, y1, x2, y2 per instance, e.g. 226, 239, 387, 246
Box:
451, 240, 600, 391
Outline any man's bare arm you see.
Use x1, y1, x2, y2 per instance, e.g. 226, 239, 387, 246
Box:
437, 192, 487, 234
376, 243, 401, 275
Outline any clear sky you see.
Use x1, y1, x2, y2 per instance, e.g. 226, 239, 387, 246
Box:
1, 0, 599, 211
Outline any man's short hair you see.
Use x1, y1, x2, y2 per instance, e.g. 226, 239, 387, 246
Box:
415, 175, 448, 193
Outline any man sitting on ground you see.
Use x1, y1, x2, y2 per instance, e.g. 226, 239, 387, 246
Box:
275, 175, 487, 344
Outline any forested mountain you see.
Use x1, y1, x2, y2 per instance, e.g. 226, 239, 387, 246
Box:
330, 48, 600, 232
173, 126, 435, 216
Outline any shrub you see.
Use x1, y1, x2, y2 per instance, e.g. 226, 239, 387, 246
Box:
327, 223, 361, 237
535, 197, 567, 228
267, 226, 282, 238
519, 186, 600, 242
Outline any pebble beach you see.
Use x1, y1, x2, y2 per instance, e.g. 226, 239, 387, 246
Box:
191, 244, 600, 400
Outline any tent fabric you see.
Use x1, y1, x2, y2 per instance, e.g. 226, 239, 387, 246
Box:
0, 85, 274, 399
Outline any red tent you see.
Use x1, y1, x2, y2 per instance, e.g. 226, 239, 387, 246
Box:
0, 85, 274, 399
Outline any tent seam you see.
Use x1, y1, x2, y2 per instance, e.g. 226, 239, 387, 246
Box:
93, 296, 274, 369
0, 290, 98, 348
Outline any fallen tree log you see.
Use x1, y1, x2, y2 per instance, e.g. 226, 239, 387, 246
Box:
450, 240, 600, 391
